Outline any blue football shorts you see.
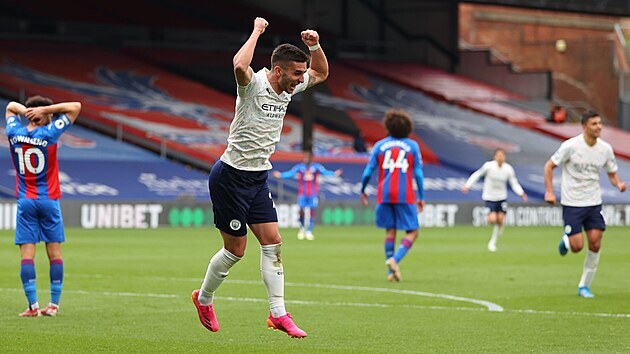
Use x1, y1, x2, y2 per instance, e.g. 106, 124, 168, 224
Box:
375, 203, 419, 231
297, 195, 318, 209
15, 198, 65, 245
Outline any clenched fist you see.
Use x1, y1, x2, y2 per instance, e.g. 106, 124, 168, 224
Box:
301, 30, 319, 46
254, 17, 268, 34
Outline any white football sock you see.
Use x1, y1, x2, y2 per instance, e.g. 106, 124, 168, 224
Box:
561, 234, 571, 251
489, 224, 502, 245
578, 250, 600, 288
260, 243, 286, 318
198, 248, 241, 305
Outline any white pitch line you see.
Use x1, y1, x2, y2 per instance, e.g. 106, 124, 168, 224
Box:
227, 279, 504, 312
64, 274, 503, 312
1, 287, 629, 318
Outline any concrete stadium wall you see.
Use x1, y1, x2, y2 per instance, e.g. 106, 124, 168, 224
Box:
457, 50, 551, 99
1, 200, 630, 229
460, 3, 622, 125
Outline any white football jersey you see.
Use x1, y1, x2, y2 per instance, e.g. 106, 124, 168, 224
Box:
550, 134, 618, 207
464, 160, 524, 202
220, 68, 310, 171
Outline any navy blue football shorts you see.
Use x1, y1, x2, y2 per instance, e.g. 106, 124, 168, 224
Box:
208, 161, 277, 237
485, 200, 507, 214
562, 204, 605, 237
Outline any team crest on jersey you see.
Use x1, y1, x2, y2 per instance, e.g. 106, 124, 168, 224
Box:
229, 219, 241, 231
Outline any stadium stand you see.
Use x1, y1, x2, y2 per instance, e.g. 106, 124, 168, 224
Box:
346, 60, 630, 160
2, 32, 628, 203
534, 122, 630, 161
120, 51, 630, 203
311, 63, 630, 203
347, 60, 548, 127
0, 40, 357, 172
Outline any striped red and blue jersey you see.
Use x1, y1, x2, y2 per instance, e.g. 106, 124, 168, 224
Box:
361, 137, 425, 204
5, 114, 72, 200
278, 162, 336, 197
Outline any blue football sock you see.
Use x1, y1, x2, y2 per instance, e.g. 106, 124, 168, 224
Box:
393, 238, 414, 264
20, 259, 38, 307
299, 209, 305, 229
49, 259, 64, 305
384, 237, 395, 259
307, 208, 315, 232
385, 237, 395, 274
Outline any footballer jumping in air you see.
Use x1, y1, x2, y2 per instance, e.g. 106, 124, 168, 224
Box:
192, 17, 328, 338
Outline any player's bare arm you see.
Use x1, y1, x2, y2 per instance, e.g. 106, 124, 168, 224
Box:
6, 101, 26, 118
607, 172, 627, 192
25, 102, 82, 123
301, 30, 329, 88
360, 192, 369, 206
543, 159, 557, 204
234, 17, 268, 87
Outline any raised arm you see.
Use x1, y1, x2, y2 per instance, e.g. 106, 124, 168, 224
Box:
234, 17, 268, 87
6, 101, 26, 119
543, 159, 557, 204
301, 30, 329, 88
25, 102, 81, 123
274, 164, 301, 179
315, 163, 341, 177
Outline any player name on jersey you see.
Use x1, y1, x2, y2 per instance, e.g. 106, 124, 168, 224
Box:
9, 135, 49, 147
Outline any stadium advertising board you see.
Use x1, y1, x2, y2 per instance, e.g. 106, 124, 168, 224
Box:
2, 201, 630, 229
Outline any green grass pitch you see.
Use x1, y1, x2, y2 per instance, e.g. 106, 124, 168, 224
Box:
1, 225, 629, 353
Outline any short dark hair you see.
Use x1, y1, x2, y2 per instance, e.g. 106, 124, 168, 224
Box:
271, 44, 309, 68
581, 111, 600, 125
384, 109, 413, 138
494, 148, 505, 155
25, 95, 53, 108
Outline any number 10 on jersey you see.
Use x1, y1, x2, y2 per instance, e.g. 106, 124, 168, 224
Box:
14, 147, 45, 174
